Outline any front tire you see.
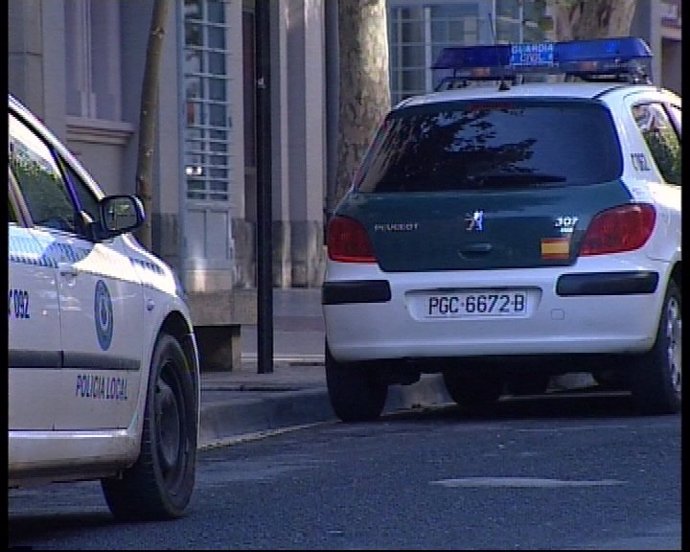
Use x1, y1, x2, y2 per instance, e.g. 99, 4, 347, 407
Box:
102, 333, 198, 521
326, 343, 387, 422
629, 281, 682, 414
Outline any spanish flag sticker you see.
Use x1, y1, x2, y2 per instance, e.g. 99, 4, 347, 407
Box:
541, 237, 570, 260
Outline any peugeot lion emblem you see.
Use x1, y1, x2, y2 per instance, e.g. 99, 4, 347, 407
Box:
465, 210, 484, 232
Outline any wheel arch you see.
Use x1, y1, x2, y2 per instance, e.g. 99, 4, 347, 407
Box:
158, 311, 200, 400
103, 312, 200, 520
670, 261, 681, 294
650, 261, 682, 344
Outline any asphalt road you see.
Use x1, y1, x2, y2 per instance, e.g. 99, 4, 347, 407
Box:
8, 391, 681, 550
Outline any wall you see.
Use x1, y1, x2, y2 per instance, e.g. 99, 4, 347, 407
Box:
630, 0, 682, 92
659, 0, 682, 95
9, 0, 331, 293
8, 0, 67, 142
273, 0, 327, 288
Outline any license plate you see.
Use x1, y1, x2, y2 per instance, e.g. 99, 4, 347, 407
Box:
424, 291, 528, 318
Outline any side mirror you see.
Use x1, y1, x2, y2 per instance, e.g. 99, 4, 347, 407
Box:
95, 195, 145, 239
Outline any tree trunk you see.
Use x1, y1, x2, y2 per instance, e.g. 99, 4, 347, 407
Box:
135, 0, 170, 250
332, 0, 391, 212
551, 0, 636, 40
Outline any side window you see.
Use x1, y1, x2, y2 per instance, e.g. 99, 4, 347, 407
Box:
60, 159, 101, 224
631, 102, 681, 185
7, 171, 23, 224
8, 196, 18, 224
667, 104, 681, 137
8, 113, 77, 232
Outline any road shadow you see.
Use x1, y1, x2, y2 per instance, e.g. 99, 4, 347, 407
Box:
389, 388, 677, 423
8, 511, 116, 549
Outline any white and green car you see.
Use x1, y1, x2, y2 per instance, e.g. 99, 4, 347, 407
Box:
322, 38, 681, 421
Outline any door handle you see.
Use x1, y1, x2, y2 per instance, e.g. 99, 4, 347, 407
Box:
58, 262, 79, 277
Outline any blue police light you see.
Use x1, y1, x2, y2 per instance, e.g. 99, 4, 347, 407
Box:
433, 37, 652, 88
433, 44, 512, 70
555, 37, 651, 62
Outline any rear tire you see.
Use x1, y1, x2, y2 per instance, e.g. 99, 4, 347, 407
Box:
326, 343, 387, 422
101, 333, 197, 520
443, 371, 503, 409
628, 281, 681, 415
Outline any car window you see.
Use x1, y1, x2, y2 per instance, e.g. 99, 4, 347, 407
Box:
666, 104, 681, 137
632, 102, 681, 186
8, 196, 19, 224
9, 170, 18, 224
60, 159, 101, 224
9, 113, 77, 232
356, 100, 623, 193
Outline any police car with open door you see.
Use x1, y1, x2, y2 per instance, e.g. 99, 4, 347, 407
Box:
322, 38, 681, 422
8, 94, 200, 521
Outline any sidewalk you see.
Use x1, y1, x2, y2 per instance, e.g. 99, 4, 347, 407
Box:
198, 288, 452, 449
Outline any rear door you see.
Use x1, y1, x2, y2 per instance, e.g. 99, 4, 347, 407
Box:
8, 172, 63, 431
346, 99, 633, 272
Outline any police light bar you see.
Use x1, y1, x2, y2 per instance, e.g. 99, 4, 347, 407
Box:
433, 37, 652, 86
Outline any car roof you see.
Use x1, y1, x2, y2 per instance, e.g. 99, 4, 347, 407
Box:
9, 93, 36, 123
394, 81, 664, 109
8, 93, 106, 200
8, 93, 61, 147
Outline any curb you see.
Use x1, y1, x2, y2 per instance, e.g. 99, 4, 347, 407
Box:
198, 373, 452, 449
197, 371, 602, 449
199, 388, 335, 449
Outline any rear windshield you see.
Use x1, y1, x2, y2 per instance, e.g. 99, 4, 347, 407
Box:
355, 99, 623, 192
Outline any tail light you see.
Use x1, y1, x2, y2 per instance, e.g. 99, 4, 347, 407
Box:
327, 216, 376, 263
579, 203, 656, 256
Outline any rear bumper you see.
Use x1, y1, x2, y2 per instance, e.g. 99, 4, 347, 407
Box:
556, 271, 659, 296
323, 261, 668, 363
322, 280, 391, 304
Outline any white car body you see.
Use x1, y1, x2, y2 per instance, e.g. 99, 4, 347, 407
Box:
322, 43, 681, 422
8, 94, 200, 519
324, 84, 681, 361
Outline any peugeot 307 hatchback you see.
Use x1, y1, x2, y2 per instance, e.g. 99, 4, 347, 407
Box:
322, 38, 681, 422
8, 94, 200, 521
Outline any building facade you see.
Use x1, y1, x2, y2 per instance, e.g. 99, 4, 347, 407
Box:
8, 0, 681, 303
631, 0, 682, 95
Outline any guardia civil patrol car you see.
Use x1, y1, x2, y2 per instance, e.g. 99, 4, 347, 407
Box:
8, 94, 200, 521
322, 38, 681, 421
